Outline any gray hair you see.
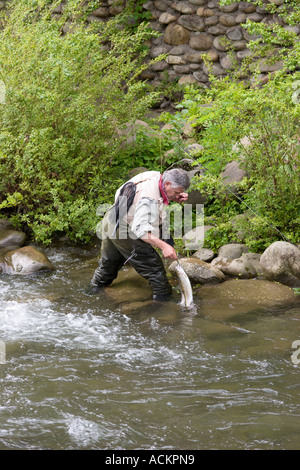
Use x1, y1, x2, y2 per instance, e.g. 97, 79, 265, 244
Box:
162, 168, 190, 190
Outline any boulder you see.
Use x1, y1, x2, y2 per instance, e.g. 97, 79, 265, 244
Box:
211, 256, 257, 279
241, 252, 263, 274
260, 241, 300, 287
0, 246, 55, 275
220, 160, 248, 193
0, 219, 14, 230
192, 247, 215, 262
182, 225, 212, 250
0, 228, 26, 248
169, 257, 225, 284
218, 243, 249, 259
164, 23, 190, 45
198, 279, 298, 321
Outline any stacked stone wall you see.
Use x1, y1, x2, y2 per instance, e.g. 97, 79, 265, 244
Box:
1, 0, 299, 87
86, 0, 299, 88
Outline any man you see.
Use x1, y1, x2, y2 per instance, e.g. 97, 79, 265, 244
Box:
88, 168, 190, 301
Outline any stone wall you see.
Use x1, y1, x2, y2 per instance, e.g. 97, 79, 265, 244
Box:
86, 0, 299, 88
142, 0, 298, 86
2, 0, 299, 88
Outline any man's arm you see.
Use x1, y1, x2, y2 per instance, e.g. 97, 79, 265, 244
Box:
141, 232, 177, 261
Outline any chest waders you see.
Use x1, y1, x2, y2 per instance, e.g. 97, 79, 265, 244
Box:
91, 183, 173, 301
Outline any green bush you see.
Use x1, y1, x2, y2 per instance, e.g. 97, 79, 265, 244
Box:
0, 0, 162, 243
175, 72, 300, 251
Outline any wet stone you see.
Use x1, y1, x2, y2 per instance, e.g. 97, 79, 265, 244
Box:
0, 229, 26, 248
0, 246, 55, 275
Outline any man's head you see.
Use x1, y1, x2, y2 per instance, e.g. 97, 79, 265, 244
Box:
162, 169, 190, 203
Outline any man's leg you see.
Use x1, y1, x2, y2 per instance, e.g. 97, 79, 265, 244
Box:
113, 236, 173, 301
90, 236, 126, 290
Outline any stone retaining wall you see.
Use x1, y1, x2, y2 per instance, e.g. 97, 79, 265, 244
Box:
85, 0, 299, 87
1, 0, 298, 88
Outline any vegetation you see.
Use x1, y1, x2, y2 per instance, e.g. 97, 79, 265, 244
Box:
0, 0, 166, 243
162, 0, 300, 252
0, 0, 299, 251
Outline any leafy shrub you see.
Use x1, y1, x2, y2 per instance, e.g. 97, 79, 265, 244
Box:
0, 0, 162, 243
174, 72, 300, 250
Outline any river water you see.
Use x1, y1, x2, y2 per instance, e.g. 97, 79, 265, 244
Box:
0, 246, 299, 450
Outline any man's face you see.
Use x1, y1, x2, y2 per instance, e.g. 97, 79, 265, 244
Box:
164, 181, 186, 202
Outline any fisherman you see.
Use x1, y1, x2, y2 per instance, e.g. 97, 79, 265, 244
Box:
87, 168, 190, 301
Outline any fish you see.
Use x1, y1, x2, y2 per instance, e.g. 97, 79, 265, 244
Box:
175, 261, 193, 309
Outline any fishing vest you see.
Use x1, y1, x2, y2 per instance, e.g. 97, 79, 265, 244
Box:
115, 171, 166, 232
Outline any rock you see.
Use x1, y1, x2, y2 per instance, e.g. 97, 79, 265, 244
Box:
220, 160, 248, 193
0, 219, 14, 230
177, 15, 205, 31
218, 243, 249, 259
211, 256, 257, 279
241, 252, 263, 274
104, 267, 152, 304
171, 1, 195, 14
226, 26, 244, 41
254, 58, 284, 73
192, 247, 215, 262
178, 75, 197, 85
196, 7, 215, 17
117, 120, 159, 146
159, 12, 179, 24
189, 34, 214, 50
213, 36, 229, 51
164, 23, 190, 45
0, 246, 55, 275
198, 279, 298, 321
220, 54, 237, 70
169, 257, 225, 284
183, 50, 204, 62
93, 7, 110, 17
182, 225, 215, 250
193, 71, 209, 82
219, 15, 237, 27
219, 3, 239, 13
0, 229, 26, 248
260, 242, 300, 287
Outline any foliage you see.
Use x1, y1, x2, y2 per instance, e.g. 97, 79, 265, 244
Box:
0, 0, 163, 244
171, 71, 300, 251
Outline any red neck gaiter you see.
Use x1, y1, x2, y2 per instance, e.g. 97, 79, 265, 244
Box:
159, 175, 169, 205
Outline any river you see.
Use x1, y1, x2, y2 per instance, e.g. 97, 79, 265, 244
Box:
0, 246, 299, 450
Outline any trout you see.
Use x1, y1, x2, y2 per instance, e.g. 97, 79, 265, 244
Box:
175, 262, 193, 308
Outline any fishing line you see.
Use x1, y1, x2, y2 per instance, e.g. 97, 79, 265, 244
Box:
160, 128, 297, 246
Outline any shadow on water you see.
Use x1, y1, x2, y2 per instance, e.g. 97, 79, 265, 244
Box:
0, 246, 300, 450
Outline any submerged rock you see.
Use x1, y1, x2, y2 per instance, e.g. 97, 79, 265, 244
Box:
198, 279, 298, 321
260, 241, 300, 287
1, 246, 54, 275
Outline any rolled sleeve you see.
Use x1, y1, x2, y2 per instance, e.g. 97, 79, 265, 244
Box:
131, 197, 160, 239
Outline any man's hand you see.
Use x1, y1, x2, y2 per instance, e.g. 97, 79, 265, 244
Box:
177, 192, 189, 203
161, 243, 178, 260
141, 232, 178, 260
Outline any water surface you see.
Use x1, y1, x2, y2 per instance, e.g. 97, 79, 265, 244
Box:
0, 247, 299, 450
